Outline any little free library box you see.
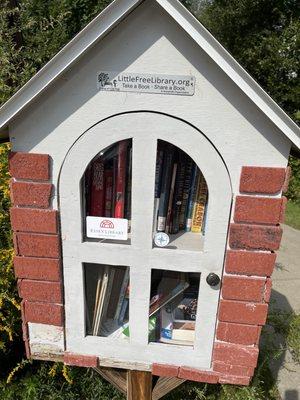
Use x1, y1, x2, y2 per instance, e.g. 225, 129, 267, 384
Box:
1, 0, 300, 397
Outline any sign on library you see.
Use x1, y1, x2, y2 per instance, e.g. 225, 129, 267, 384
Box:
86, 216, 128, 240
97, 71, 195, 96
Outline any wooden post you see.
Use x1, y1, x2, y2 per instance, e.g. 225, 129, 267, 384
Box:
127, 370, 152, 400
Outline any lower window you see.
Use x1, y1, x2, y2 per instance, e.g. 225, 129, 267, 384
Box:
84, 263, 129, 339
149, 269, 200, 346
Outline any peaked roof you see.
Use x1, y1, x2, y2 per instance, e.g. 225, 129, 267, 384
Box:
0, 0, 299, 149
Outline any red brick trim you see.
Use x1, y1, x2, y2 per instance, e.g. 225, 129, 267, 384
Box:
18, 280, 62, 303
10, 180, 53, 208
23, 301, 64, 326
213, 342, 259, 367
225, 250, 276, 277
279, 196, 288, 223
216, 322, 261, 345
219, 375, 251, 385
14, 256, 61, 281
240, 167, 286, 194
263, 278, 272, 303
10, 208, 58, 234
219, 300, 268, 325
234, 196, 282, 225
213, 361, 254, 377
14, 233, 61, 258
9, 152, 50, 181
282, 166, 291, 193
178, 367, 219, 383
152, 363, 179, 377
222, 276, 265, 302
64, 353, 98, 368
229, 224, 282, 251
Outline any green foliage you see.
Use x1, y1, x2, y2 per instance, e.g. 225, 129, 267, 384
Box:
199, 0, 300, 123
0, 143, 20, 357
286, 155, 300, 204
284, 201, 300, 229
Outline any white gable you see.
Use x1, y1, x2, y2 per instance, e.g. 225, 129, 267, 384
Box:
0, 0, 299, 149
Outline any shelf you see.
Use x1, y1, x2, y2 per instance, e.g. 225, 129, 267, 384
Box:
154, 231, 204, 252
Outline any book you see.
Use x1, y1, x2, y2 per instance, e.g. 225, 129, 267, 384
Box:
153, 146, 164, 232
114, 267, 130, 321
124, 146, 132, 229
185, 165, 199, 232
149, 281, 189, 317
115, 140, 128, 218
89, 158, 105, 216
178, 157, 193, 230
170, 153, 186, 234
92, 266, 109, 336
104, 169, 113, 217
165, 162, 178, 233
157, 144, 174, 231
191, 174, 208, 233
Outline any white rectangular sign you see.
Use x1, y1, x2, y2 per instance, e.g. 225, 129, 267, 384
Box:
97, 71, 195, 96
86, 216, 128, 240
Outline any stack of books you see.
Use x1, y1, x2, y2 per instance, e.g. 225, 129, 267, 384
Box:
85, 264, 130, 338
85, 139, 132, 222
154, 141, 208, 237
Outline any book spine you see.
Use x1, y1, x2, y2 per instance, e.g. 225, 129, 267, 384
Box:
201, 197, 208, 235
157, 145, 174, 232
104, 169, 113, 217
155, 148, 164, 198
114, 268, 130, 321
165, 162, 177, 233
170, 154, 186, 234
191, 175, 208, 233
124, 146, 132, 230
178, 158, 193, 230
153, 147, 164, 233
115, 140, 128, 218
89, 158, 105, 216
185, 165, 199, 232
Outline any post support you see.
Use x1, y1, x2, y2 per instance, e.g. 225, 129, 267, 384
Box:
127, 370, 152, 400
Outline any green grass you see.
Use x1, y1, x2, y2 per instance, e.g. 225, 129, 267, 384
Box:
284, 201, 300, 230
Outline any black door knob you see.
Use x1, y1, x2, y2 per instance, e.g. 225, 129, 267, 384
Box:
206, 273, 220, 287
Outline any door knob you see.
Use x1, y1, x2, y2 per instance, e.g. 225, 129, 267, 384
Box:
206, 273, 220, 287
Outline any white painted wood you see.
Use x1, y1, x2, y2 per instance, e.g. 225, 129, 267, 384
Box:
59, 112, 232, 369
1, 0, 299, 149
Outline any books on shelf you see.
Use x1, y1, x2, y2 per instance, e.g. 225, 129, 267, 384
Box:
154, 141, 208, 241
89, 265, 130, 338
85, 139, 132, 226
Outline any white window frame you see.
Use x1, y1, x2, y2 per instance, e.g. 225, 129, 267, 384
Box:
59, 112, 232, 370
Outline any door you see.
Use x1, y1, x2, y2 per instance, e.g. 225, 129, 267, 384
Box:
59, 111, 232, 369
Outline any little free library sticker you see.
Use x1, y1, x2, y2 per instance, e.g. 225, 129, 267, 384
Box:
97, 71, 195, 96
86, 216, 128, 240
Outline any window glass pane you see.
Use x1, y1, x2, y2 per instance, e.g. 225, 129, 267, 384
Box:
83, 139, 132, 243
149, 269, 200, 346
84, 263, 130, 339
153, 140, 208, 251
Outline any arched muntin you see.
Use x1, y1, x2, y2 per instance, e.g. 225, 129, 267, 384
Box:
58, 111, 232, 369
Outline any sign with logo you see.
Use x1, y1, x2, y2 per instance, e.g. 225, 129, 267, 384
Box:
86, 216, 128, 240
97, 71, 195, 96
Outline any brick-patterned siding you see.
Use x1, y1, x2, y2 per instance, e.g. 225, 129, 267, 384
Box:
9, 152, 64, 359
152, 165, 289, 386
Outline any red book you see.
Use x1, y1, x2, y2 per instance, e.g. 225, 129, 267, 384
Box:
89, 158, 105, 216
114, 140, 128, 218
104, 169, 113, 217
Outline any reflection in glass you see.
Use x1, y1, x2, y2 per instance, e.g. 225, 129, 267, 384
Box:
149, 269, 200, 346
